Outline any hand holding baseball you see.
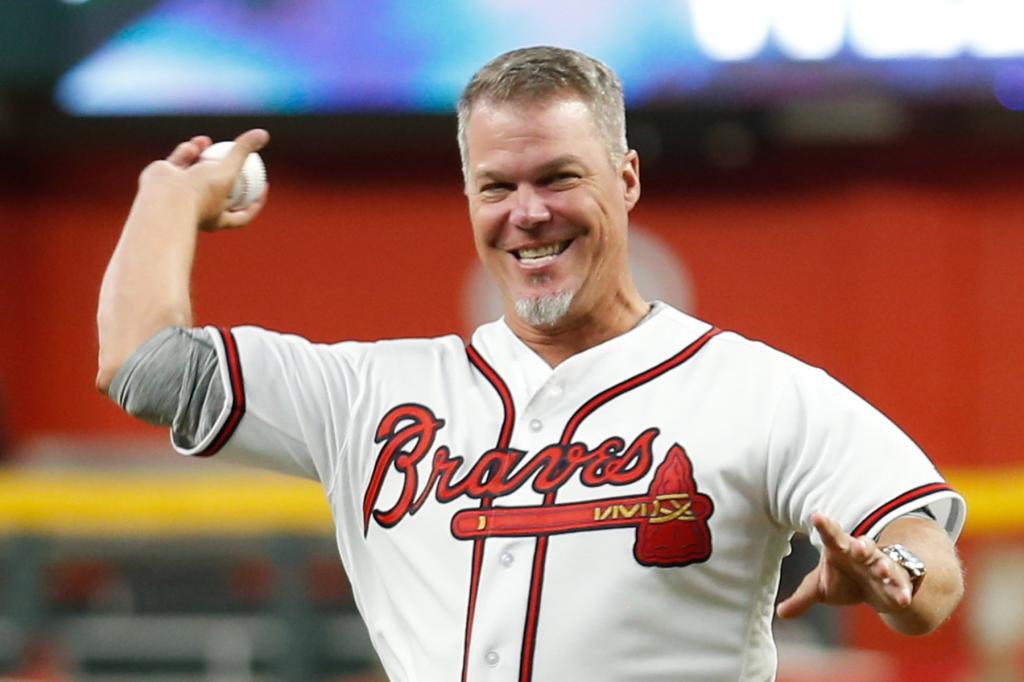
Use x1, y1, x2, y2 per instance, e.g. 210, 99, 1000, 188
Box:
139, 128, 270, 232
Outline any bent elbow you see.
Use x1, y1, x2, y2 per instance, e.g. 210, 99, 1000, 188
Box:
95, 351, 122, 396
95, 304, 190, 397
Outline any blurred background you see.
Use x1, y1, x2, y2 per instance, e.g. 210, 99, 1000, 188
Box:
1, 1, 1023, 680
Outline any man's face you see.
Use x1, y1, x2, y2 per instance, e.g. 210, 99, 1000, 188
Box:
464, 97, 640, 329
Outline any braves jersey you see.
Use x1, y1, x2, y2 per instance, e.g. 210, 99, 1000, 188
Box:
173, 302, 965, 681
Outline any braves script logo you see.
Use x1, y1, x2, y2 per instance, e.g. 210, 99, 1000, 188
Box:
362, 404, 714, 567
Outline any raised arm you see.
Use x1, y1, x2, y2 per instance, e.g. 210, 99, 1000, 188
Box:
96, 129, 270, 393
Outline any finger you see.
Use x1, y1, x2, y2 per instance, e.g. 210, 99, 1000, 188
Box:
191, 135, 212, 153
874, 571, 912, 609
811, 512, 850, 554
167, 136, 214, 167
850, 538, 890, 579
776, 568, 822, 619
167, 140, 201, 167
872, 557, 905, 593
214, 184, 269, 230
875, 557, 913, 607
851, 545, 913, 609
849, 536, 878, 563
235, 127, 269, 150
203, 129, 270, 189
225, 128, 270, 168
894, 585, 912, 608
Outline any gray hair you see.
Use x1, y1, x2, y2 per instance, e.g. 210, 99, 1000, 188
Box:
456, 46, 628, 180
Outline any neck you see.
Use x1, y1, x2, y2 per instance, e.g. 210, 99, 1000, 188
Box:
506, 287, 650, 367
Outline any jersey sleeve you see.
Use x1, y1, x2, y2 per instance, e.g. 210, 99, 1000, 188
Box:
172, 325, 365, 485
765, 359, 966, 544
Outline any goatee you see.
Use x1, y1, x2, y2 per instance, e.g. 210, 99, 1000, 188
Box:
514, 290, 575, 328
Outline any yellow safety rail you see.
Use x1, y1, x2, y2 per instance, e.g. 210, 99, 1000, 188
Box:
0, 469, 332, 536
0, 468, 1018, 536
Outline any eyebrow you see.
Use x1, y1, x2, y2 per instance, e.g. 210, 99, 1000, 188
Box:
474, 155, 587, 183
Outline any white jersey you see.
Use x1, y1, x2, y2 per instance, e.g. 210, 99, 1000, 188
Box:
174, 302, 965, 682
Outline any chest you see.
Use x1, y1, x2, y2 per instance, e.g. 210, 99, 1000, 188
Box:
353, 357, 777, 557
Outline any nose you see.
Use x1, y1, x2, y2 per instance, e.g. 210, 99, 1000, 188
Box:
509, 185, 551, 230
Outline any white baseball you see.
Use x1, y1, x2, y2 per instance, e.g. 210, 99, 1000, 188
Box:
199, 141, 267, 211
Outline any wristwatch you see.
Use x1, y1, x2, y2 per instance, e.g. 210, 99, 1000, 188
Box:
880, 544, 927, 594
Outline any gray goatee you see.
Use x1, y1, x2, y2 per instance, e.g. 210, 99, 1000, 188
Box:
514, 290, 575, 328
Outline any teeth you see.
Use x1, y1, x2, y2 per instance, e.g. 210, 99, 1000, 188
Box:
518, 241, 568, 260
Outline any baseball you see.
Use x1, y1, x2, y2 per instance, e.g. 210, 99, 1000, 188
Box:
199, 141, 267, 211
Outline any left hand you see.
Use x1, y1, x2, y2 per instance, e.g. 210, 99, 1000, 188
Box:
776, 512, 913, 620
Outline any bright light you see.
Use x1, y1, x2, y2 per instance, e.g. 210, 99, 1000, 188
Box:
849, 0, 964, 59
771, 0, 846, 61
690, 0, 771, 61
967, 0, 1024, 57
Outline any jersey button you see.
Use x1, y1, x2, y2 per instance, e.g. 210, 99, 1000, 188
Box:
548, 384, 563, 397
529, 419, 543, 432
485, 650, 500, 666
500, 551, 514, 567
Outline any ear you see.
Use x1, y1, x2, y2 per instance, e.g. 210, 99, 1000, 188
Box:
620, 150, 641, 211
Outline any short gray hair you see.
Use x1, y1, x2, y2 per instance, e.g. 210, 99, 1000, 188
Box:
457, 46, 628, 180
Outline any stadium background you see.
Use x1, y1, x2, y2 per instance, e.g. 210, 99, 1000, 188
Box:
1, 1, 1022, 680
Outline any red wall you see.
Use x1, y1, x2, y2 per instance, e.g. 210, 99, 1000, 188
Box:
2, 148, 1022, 473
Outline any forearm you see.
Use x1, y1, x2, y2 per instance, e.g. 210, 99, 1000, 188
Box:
97, 181, 201, 393
876, 517, 964, 635
97, 129, 269, 394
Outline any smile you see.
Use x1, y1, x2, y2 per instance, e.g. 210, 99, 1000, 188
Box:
514, 240, 572, 266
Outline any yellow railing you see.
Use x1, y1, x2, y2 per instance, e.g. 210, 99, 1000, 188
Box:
0, 467, 1018, 536
0, 469, 332, 536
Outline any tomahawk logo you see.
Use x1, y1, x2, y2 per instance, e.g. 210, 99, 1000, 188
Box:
362, 403, 714, 567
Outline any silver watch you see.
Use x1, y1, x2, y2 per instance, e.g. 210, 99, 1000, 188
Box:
880, 544, 927, 593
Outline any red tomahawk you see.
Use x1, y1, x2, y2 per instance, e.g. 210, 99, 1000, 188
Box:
451, 444, 715, 567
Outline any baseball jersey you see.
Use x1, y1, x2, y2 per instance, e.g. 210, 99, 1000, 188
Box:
173, 302, 965, 682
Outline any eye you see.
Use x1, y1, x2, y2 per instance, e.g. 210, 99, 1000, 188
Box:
546, 172, 581, 188
479, 182, 514, 199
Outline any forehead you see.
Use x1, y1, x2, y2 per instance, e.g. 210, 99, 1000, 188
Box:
465, 97, 606, 173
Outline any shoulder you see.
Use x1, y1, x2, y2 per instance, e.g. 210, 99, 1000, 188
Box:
655, 304, 814, 377
359, 333, 471, 367
228, 325, 463, 351
221, 324, 469, 372
653, 307, 853, 415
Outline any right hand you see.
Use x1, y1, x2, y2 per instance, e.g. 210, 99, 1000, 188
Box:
138, 128, 270, 232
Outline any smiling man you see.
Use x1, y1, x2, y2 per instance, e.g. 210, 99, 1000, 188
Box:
97, 47, 965, 681
463, 91, 645, 365
460, 51, 649, 368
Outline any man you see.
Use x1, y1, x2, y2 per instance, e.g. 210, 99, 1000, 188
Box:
97, 46, 965, 681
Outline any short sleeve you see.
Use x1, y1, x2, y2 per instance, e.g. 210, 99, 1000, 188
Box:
766, 361, 966, 545
172, 325, 366, 485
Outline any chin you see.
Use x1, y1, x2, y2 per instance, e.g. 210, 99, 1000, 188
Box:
514, 290, 576, 328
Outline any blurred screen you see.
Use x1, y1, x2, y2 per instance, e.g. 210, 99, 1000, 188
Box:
53, 0, 1024, 115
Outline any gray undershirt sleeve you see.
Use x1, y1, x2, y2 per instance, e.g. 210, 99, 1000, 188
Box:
109, 327, 226, 450
873, 506, 938, 540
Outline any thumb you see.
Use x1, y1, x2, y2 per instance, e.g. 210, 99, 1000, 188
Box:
776, 566, 822, 620
219, 128, 270, 176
